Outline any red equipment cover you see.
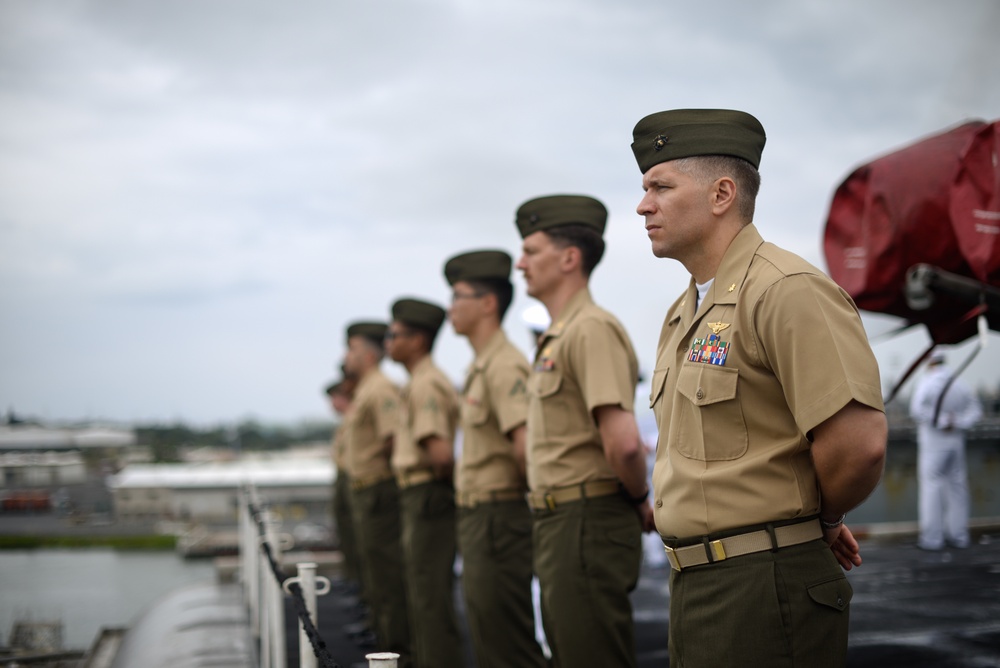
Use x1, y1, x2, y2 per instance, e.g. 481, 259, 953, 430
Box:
950, 120, 1000, 285
823, 121, 985, 329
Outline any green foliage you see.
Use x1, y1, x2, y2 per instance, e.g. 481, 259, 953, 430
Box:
134, 420, 334, 462
0, 534, 177, 550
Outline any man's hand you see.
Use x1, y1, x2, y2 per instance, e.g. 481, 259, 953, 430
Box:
636, 500, 656, 533
824, 523, 862, 570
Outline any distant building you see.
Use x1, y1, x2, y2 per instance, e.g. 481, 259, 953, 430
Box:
0, 424, 136, 452
0, 451, 87, 489
108, 454, 334, 523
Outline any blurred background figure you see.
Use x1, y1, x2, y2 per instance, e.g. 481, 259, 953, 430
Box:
909, 352, 984, 550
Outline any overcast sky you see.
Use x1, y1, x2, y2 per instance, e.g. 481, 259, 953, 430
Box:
1, 0, 998, 426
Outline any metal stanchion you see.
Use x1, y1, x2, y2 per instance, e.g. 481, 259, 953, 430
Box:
283, 562, 331, 668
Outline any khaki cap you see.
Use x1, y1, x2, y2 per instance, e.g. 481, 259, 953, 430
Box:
391, 298, 446, 334
631, 108, 766, 173
444, 249, 512, 286
515, 194, 607, 239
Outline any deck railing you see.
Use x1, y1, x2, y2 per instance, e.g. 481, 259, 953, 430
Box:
238, 485, 399, 668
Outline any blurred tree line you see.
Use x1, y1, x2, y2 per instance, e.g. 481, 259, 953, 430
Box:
135, 420, 335, 462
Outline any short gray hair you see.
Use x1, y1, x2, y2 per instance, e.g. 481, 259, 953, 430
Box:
672, 155, 761, 223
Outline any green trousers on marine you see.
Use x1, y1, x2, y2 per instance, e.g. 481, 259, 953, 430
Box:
668, 538, 852, 667
533, 494, 642, 668
399, 480, 463, 668
333, 472, 362, 586
351, 479, 412, 667
458, 501, 546, 668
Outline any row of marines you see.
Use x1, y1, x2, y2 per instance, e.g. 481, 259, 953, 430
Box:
324, 108, 888, 668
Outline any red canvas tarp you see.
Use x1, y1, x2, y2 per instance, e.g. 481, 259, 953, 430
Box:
824, 121, 985, 322
950, 120, 1000, 285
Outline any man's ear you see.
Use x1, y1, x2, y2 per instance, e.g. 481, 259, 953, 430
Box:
560, 244, 582, 274
710, 176, 737, 216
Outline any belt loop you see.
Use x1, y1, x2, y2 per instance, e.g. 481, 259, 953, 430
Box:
765, 522, 778, 551
702, 536, 714, 564
578, 482, 588, 505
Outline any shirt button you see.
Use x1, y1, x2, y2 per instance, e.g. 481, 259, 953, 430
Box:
655, 499, 663, 508
696, 388, 705, 400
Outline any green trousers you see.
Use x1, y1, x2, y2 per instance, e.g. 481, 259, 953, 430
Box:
399, 480, 463, 668
458, 501, 546, 668
533, 494, 642, 668
668, 538, 852, 667
332, 472, 362, 585
351, 479, 412, 667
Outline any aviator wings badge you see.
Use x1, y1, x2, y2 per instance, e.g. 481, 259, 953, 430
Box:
707, 321, 731, 335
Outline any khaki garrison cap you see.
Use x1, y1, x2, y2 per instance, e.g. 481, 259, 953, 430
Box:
631, 109, 766, 173
391, 298, 447, 334
444, 249, 512, 286
515, 195, 607, 239
346, 321, 388, 344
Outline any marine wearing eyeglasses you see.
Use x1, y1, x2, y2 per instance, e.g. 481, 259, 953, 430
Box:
444, 249, 547, 668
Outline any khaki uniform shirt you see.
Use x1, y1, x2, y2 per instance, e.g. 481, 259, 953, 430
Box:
346, 368, 400, 480
650, 224, 884, 538
457, 329, 530, 495
392, 355, 460, 477
527, 288, 639, 491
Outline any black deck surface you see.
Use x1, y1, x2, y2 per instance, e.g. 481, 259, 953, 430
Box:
287, 531, 1000, 668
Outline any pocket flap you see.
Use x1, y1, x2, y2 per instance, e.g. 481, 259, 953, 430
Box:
807, 577, 852, 611
649, 367, 668, 408
676, 364, 738, 406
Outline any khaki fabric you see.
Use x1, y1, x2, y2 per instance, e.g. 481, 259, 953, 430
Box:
650, 223, 885, 539
526, 288, 639, 491
346, 369, 400, 480
392, 356, 460, 476
457, 330, 530, 495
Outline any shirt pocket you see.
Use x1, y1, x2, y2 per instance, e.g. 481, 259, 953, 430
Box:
461, 393, 491, 428
673, 362, 748, 461
528, 370, 568, 436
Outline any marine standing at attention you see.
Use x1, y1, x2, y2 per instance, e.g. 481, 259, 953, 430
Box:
385, 298, 463, 668
444, 249, 547, 668
631, 108, 887, 667
325, 374, 364, 597
341, 321, 412, 667
514, 194, 655, 668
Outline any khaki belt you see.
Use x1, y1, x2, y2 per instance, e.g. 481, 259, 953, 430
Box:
662, 519, 823, 571
350, 472, 395, 491
526, 480, 621, 511
456, 488, 528, 508
396, 469, 434, 489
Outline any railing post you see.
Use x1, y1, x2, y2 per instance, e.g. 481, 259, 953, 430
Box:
263, 509, 287, 668
283, 562, 331, 668
366, 652, 400, 668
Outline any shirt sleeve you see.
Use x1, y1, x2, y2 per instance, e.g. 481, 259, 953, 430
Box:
374, 384, 400, 442
566, 316, 638, 414
486, 352, 530, 435
754, 273, 884, 436
411, 378, 454, 445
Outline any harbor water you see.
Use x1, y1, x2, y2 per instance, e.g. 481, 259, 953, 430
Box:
0, 549, 215, 650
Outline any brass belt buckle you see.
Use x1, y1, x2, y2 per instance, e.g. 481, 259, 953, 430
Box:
544, 493, 556, 511
709, 539, 727, 562
664, 546, 682, 571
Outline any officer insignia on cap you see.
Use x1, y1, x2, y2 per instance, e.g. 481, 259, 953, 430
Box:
653, 135, 668, 151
